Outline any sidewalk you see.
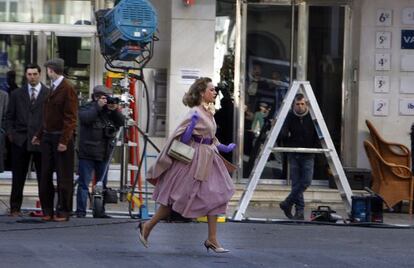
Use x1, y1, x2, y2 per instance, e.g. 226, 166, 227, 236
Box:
1, 176, 413, 226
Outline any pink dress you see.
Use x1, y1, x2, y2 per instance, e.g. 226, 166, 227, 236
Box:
147, 105, 235, 218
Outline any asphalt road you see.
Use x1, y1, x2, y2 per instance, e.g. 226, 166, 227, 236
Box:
1, 215, 414, 268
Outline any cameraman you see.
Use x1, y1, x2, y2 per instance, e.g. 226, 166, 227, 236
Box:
75, 85, 124, 218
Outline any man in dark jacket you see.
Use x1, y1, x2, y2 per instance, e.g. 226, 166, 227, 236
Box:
0, 89, 8, 172
75, 85, 124, 218
5, 63, 50, 216
279, 93, 320, 220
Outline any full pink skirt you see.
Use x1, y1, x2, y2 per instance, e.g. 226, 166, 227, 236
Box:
152, 148, 235, 218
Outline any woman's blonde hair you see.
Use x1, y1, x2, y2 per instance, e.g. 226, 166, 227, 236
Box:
182, 77, 212, 107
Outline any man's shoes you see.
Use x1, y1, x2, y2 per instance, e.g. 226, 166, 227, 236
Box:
292, 211, 305, 221
9, 211, 22, 217
53, 215, 69, 222
279, 201, 293, 219
41, 215, 53, 221
75, 212, 86, 218
94, 213, 111, 219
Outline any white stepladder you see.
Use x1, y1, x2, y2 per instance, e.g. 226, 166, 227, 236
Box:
232, 81, 353, 221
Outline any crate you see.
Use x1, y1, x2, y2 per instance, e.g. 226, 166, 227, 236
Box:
351, 195, 383, 223
329, 167, 371, 190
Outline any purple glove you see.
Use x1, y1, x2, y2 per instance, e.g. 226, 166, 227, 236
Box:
180, 112, 200, 144
217, 143, 236, 153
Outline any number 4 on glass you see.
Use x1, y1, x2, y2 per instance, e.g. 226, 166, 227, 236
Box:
375, 53, 391, 71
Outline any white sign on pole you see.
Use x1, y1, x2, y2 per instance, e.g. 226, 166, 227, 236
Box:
402, 8, 414, 25
179, 69, 200, 84
399, 98, 414, 115
401, 55, 414, 71
400, 76, 414, 93
373, 98, 389, 116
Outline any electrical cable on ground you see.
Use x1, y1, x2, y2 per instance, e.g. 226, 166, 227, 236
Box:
0, 218, 139, 233
2, 216, 413, 233
227, 218, 414, 229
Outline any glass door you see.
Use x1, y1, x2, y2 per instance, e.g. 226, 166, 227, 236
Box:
47, 34, 93, 103
0, 24, 98, 172
0, 33, 37, 171
0, 33, 37, 92
307, 5, 345, 181
239, 2, 297, 181
0, 24, 97, 100
236, 0, 352, 183
0, 32, 93, 102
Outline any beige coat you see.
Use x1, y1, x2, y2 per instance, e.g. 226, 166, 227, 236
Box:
147, 105, 220, 185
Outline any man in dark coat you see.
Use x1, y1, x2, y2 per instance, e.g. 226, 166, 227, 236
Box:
5, 63, 50, 216
75, 85, 124, 218
214, 85, 233, 162
0, 89, 8, 172
32, 58, 78, 222
279, 93, 320, 220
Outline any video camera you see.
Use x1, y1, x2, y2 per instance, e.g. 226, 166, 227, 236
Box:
106, 95, 120, 105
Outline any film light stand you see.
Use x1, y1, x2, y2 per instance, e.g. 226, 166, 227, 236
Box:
117, 71, 137, 202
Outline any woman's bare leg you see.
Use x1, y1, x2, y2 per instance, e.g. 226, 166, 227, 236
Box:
207, 215, 220, 246
142, 204, 171, 240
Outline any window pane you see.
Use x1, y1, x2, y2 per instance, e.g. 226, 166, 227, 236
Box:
307, 6, 344, 154
48, 35, 91, 102
0, 0, 92, 24
0, 34, 37, 92
243, 5, 294, 179
214, 0, 237, 164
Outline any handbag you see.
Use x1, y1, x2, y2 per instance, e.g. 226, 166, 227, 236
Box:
167, 139, 195, 164
218, 154, 238, 173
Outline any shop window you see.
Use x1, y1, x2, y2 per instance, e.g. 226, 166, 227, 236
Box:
0, 0, 92, 24
48, 35, 91, 102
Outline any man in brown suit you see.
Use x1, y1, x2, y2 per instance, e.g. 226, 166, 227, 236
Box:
32, 58, 78, 221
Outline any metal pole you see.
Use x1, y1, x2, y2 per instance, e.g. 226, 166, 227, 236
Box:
289, 0, 295, 85
234, 0, 246, 181
296, 1, 308, 81
411, 124, 414, 172
30, 31, 34, 63
119, 70, 130, 201
50, 31, 55, 59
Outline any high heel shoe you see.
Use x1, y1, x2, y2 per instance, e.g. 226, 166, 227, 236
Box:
203, 240, 230, 253
137, 222, 149, 248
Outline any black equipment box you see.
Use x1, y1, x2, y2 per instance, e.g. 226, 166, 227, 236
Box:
104, 188, 118, 204
351, 195, 383, 223
310, 206, 338, 223
329, 167, 371, 190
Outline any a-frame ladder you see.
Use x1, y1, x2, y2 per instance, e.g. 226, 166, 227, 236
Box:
232, 81, 353, 221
